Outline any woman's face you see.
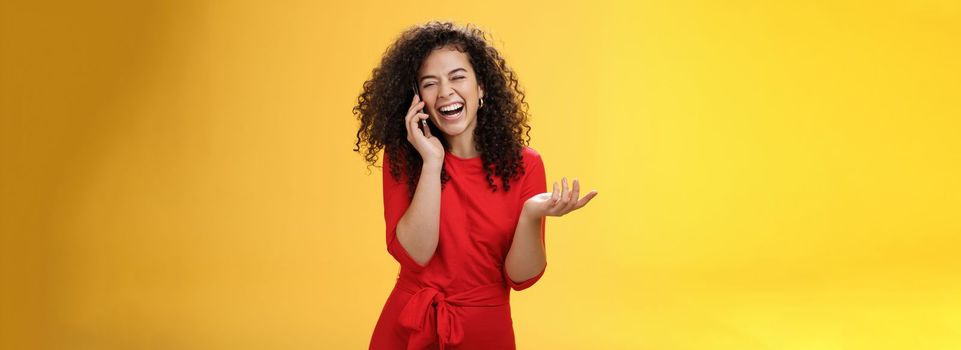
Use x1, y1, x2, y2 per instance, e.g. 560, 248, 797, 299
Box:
416, 45, 484, 139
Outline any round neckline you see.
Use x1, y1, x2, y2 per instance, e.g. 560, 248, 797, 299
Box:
445, 151, 481, 161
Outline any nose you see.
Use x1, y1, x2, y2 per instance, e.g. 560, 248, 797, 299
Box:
439, 81, 456, 98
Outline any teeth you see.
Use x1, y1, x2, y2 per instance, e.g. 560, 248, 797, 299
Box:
440, 103, 463, 112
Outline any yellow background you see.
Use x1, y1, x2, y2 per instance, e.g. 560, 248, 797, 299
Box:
2, 0, 959, 349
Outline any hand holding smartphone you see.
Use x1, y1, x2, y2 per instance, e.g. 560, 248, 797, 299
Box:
405, 83, 444, 163
412, 83, 429, 134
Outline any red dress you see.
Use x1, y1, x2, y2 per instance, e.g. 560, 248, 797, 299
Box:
369, 147, 548, 350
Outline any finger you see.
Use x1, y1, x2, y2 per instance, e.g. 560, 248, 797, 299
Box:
407, 92, 424, 112
560, 177, 576, 214
566, 178, 580, 211
404, 108, 415, 141
408, 100, 425, 115
560, 177, 571, 207
550, 181, 560, 208
421, 115, 432, 138
409, 112, 426, 141
573, 190, 598, 210
411, 93, 423, 109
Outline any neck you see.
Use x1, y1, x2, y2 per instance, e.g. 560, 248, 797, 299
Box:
446, 132, 479, 159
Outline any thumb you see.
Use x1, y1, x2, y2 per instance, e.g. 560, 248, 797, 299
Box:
422, 118, 432, 138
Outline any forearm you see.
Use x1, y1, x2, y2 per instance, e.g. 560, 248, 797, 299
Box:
504, 208, 546, 283
395, 161, 443, 266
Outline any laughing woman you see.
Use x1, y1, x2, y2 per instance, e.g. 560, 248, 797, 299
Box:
353, 21, 598, 349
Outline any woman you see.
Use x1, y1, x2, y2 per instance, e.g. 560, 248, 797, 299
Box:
354, 21, 597, 349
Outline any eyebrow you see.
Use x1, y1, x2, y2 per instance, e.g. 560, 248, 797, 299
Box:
418, 67, 468, 83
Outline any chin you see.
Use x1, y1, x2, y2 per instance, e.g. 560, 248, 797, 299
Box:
438, 125, 467, 137
434, 115, 473, 137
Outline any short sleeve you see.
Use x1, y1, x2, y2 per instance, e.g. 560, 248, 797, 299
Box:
518, 149, 547, 205
382, 153, 428, 273
505, 148, 548, 291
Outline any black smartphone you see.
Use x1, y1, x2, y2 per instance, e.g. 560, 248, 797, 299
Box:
411, 83, 429, 133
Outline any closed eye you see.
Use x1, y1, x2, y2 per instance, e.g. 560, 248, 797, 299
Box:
422, 76, 465, 88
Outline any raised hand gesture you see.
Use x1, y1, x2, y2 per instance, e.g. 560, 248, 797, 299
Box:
523, 177, 598, 219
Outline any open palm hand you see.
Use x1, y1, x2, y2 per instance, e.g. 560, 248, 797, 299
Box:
523, 177, 598, 219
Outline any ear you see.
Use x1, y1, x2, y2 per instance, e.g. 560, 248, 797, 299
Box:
478, 84, 484, 101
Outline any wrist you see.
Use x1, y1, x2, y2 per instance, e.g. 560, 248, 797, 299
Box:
520, 206, 543, 221
422, 160, 443, 173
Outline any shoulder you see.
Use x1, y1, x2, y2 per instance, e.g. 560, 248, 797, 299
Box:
521, 146, 544, 169
381, 151, 394, 171
521, 146, 541, 159
382, 149, 402, 168
381, 151, 405, 184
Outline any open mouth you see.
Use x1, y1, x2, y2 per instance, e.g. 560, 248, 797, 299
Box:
438, 102, 464, 120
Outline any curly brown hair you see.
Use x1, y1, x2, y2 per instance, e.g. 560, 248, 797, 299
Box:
353, 21, 533, 198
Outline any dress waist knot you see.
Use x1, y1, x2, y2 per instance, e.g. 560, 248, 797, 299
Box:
395, 277, 509, 349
